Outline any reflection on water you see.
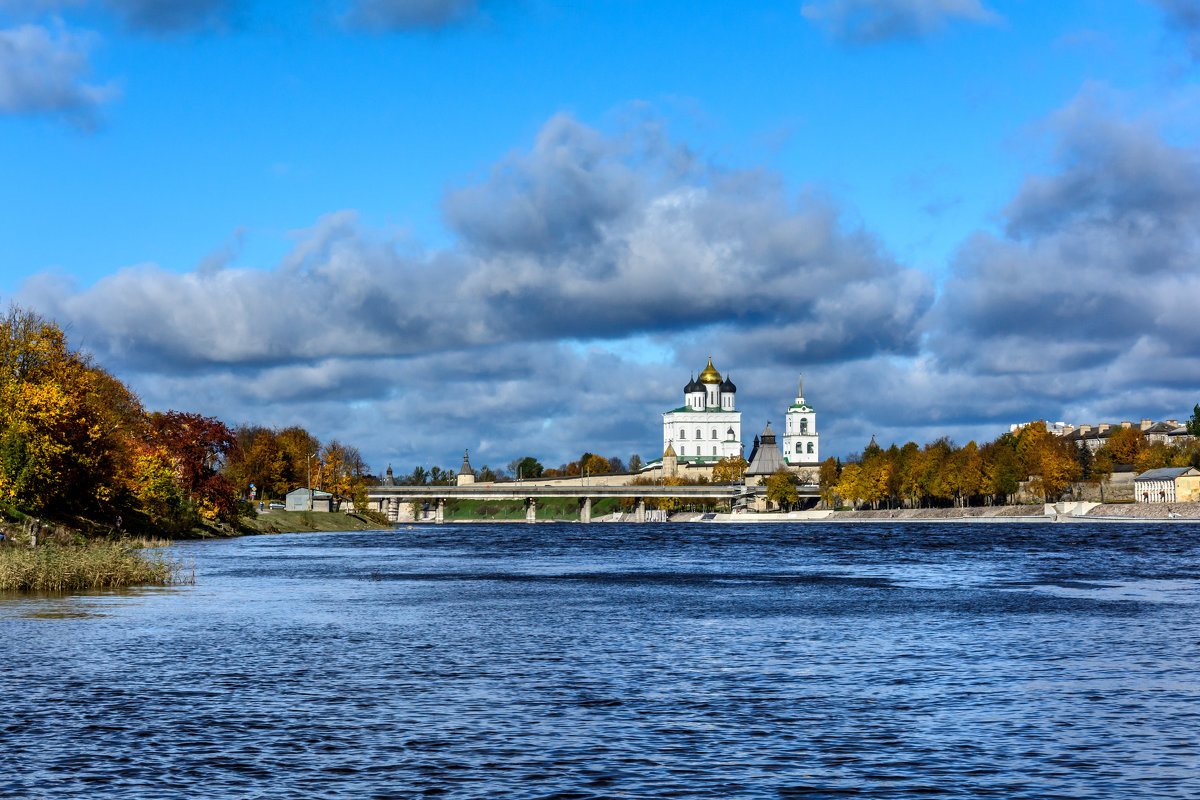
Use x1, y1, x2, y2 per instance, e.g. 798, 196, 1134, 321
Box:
2, 522, 1199, 799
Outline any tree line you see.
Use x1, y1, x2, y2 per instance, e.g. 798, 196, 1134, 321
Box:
822, 418, 1200, 510
388, 452, 648, 486
0, 304, 385, 534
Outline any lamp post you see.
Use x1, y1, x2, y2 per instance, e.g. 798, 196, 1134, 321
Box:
307, 451, 319, 511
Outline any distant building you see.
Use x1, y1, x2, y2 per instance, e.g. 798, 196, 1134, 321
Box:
286, 487, 334, 512
1012, 417, 1193, 452
781, 373, 819, 465
662, 357, 742, 464
457, 450, 475, 486
745, 423, 786, 486
1134, 467, 1200, 504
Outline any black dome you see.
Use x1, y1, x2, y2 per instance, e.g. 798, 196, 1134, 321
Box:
721, 375, 736, 392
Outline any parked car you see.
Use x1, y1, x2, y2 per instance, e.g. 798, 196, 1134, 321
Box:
268, 501, 285, 510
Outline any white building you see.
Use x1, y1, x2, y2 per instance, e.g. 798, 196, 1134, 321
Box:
781, 373, 819, 465
662, 357, 742, 463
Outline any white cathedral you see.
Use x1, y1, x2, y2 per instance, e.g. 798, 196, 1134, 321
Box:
662, 357, 743, 462
661, 358, 819, 467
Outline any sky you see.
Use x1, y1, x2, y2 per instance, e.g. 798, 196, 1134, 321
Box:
2, 0, 1199, 477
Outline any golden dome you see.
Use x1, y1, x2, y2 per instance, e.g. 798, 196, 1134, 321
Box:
698, 356, 722, 384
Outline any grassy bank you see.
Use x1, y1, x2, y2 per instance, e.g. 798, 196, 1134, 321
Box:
439, 497, 632, 521
0, 542, 187, 592
238, 510, 392, 534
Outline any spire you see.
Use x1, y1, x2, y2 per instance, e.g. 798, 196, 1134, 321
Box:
798, 371, 803, 399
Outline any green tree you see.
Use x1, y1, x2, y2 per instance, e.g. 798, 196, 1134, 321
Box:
1187, 404, 1200, 437
628, 454, 643, 472
514, 456, 543, 480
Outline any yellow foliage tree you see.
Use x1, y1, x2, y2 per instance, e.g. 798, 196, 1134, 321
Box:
711, 456, 748, 483
835, 463, 862, 507
765, 468, 799, 510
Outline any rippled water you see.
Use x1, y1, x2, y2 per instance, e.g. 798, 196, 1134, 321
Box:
3, 523, 1199, 799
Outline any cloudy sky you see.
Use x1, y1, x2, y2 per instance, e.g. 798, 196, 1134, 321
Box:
3, 0, 1198, 475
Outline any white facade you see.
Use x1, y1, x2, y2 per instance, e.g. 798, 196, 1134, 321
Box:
781, 373, 819, 465
662, 358, 742, 462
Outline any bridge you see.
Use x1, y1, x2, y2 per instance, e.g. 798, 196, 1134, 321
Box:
366, 482, 819, 523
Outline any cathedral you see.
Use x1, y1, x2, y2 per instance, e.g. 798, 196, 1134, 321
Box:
661, 360, 819, 470
662, 357, 743, 462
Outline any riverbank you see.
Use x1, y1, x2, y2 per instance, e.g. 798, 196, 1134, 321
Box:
670, 501, 1200, 523
239, 510, 391, 534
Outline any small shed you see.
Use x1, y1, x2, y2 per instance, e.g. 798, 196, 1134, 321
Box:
285, 488, 335, 512
1134, 467, 1200, 503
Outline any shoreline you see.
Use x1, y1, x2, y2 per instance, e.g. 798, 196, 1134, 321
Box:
400, 501, 1200, 525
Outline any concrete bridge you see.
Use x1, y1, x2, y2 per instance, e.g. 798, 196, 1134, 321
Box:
366, 482, 819, 523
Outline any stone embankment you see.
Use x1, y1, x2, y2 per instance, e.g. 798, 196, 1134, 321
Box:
1085, 501, 1200, 519
823, 506, 1043, 520
670, 502, 1200, 523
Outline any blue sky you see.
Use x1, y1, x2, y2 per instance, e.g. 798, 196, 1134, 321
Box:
3, 0, 1199, 475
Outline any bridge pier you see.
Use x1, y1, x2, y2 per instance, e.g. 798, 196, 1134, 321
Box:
435, 498, 445, 524
580, 497, 592, 524
634, 498, 646, 523
525, 498, 537, 523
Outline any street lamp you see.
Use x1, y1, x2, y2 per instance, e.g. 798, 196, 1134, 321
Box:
307, 451, 319, 511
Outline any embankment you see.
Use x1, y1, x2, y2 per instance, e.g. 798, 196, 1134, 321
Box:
239, 510, 391, 534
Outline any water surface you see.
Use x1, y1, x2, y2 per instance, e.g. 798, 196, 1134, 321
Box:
2, 523, 1198, 798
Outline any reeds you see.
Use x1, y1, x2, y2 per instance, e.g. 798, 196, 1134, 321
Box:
0, 542, 189, 592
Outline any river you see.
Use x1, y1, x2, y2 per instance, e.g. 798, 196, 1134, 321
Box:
2, 523, 1199, 798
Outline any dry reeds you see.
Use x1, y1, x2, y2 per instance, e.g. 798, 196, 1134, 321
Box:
0, 542, 189, 592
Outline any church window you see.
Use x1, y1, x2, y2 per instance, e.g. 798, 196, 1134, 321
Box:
796, 443, 802, 454
713, 446, 717, 456
680, 446, 685, 455
711, 429, 717, 439
695, 429, 701, 439
680, 430, 686, 439
800, 419, 808, 434
807, 442, 814, 454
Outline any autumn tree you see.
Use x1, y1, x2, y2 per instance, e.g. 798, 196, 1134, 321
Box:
981, 438, 1021, 504
147, 411, 237, 522
1015, 421, 1079, 502
711, 455, 748, 483
0, 307, 144, 516
835, 463, 863, 508
818, 457, 841, 506
1099, 426, 1145, 466
579, 453, 610, 476
765, 468, 799, 510
945, 441, 983, 507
